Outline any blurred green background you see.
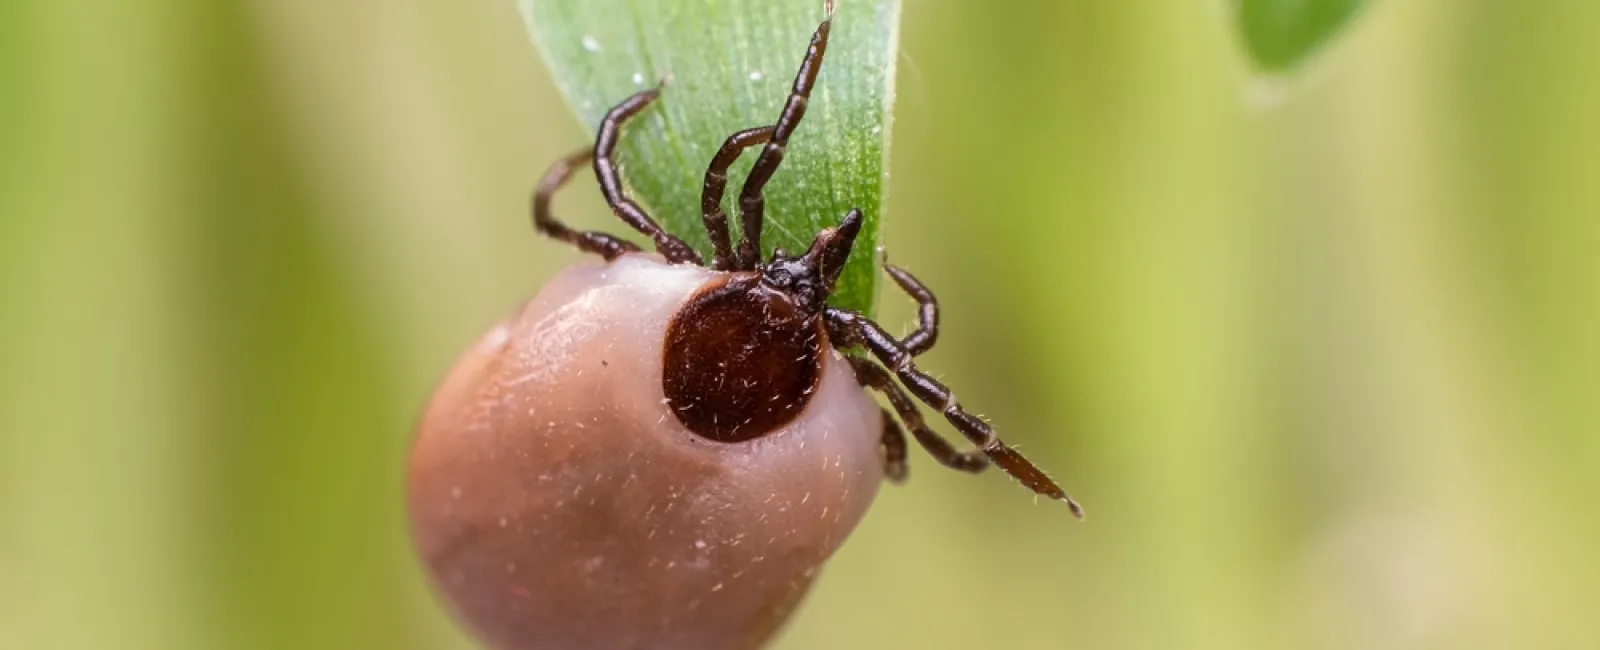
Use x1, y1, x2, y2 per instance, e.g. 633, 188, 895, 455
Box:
4, 1, 1598, 649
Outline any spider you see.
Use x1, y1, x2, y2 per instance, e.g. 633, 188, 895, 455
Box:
530, 1, 1083, 517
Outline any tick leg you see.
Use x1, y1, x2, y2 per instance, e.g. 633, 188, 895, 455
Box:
876, 407, 909, 483
594, 85, 702, 265
885, 263, 939, 356
533, 149, 641, 261
733, 7, 835, 269
848, 355, 987, 475
826, 308, 1084, 518
701, 125, 775, 270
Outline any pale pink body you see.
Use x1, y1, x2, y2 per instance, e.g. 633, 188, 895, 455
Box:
407, 254, 884, 650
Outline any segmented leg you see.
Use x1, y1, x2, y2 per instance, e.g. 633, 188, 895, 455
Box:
876, 407, 909, 483
701, 125, 775, 270
885, 263, 939, 355
734, 7, 835, 269
532, 149, 641, 260
825, 308, 1084, 517
593, 85, 701, 265
848, 356, 988, 474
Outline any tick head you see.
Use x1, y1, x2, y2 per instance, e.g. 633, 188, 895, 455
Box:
760, 250, 824, 315
760, 208, 863, 316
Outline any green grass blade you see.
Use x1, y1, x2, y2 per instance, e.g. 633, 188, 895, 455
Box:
1237, 0, 1364, 71
520, 0, 899, 315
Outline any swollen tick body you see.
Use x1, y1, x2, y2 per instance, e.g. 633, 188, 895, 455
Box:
407, 4, 1081, 650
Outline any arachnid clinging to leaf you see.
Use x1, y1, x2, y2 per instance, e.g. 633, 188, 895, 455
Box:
408, 4, 1082, 649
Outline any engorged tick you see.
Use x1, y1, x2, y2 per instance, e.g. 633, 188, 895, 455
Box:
408, 5, 1081, 649
531, 1, 1083, 515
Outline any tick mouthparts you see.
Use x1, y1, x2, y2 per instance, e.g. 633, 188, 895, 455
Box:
836, 208, 863, 239
803, 209, 862, 289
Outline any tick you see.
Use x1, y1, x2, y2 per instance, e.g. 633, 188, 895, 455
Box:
408, 4, 1080, 649
533, 3, 1083, 516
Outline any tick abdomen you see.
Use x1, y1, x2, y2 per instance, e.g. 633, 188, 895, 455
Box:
407, 253, 883, 650
412, 4, 1084, 647
663, 272, 825, 443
